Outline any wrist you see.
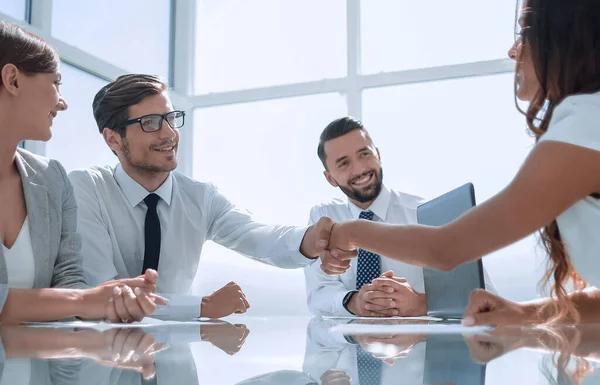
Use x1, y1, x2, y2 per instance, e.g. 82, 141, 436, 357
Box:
75, 289, 94, 320
520, 301, 544, 324
201, 296, 210, 317
299, 226, 319, 259
345, 292, 359, 315
343, 220, 360, 250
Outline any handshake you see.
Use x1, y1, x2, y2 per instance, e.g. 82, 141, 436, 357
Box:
302, 217, 358, 275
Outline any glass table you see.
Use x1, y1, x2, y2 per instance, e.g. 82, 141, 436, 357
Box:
0, 316, 598, 384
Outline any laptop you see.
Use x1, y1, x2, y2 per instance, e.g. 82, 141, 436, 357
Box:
416, 183, 485, 320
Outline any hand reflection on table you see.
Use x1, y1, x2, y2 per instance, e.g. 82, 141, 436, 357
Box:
320, 369, 352, 385
200, 321, 250, 355
0, 325, 167, 380
349, 319, 428, 365
353, 333, 427, 365
464, 324, 600, 385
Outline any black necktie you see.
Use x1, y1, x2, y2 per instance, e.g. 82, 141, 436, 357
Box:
142, 193, 161, 274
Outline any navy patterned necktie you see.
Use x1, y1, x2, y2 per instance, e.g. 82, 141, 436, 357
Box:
356, 210, 381, 290
357, 345, 383, 385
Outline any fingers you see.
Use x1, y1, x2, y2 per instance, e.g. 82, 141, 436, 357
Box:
368, 308, 399, 317
365, 297, 396, 308
364, 289, 395, 301
143, 269, 158, 285
236, 324, 251, 343
320, 250, 352, 275
380, 270, 394, 278
111, 329, 136, 360
372, 277, 407, 290
117, 277, 156, 294
229, 283, 250, 314
234, 296, 249, 314
330, 248, 358, 261
105, 295, 120, 323
135, 288, 158, 317
364, 304, 399, 315
141, 364, 157, 381
148, 293, 169, 306
462, 289, 499, 326
121, 286, 146, 322
315, 217, 334, 252
112, 287, 133, 323
240, 292, 251, 310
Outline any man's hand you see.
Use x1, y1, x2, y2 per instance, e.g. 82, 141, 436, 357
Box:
200, 321, 250, 355
300, 217, 335, 259
320, 248, 357, 275
369, 274, 427, 317
300, 217, 357, 275
347, 282, 397, 317
201, 282, 250, 319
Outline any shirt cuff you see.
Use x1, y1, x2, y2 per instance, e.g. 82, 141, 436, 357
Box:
152, 294, 201, 320
287, 225, 315, 267
336, 290, 356, 317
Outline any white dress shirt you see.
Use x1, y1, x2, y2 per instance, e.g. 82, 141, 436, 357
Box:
2, 216, 35, 289
69, 164, 311, 318
304, 185, 496, 316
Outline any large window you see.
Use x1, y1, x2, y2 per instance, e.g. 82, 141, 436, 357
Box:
191, 93, 347, 316
194, 0, 347, 94
0, 0, 27, 21
360, 0, 516, 74
51, 0, 171, 79
363, 73, 544, 301
45, 64, 116, 173
14, 1, 536, 316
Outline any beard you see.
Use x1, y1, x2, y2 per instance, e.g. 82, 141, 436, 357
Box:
338, 168, 383, 203
121, 139, 178, 177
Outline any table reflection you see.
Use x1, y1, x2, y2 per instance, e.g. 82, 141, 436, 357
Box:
0, 320, 250, 385
1, 318, 600, 384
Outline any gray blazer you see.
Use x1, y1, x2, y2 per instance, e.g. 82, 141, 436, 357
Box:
0, 149, 88, 313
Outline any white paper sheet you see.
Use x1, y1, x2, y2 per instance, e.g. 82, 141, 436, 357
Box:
330, 323, 492, 335
24, 317, 224, 331
323, 315, 444, 322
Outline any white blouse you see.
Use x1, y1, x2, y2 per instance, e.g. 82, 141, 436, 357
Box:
2, 216, 35, 289
539, 91, 600, 288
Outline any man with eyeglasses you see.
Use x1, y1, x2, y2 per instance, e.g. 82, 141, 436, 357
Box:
69, 74, 346, 321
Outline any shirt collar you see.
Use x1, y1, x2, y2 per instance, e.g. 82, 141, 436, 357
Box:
114, 164, 173, 208
347, 184, 391, 221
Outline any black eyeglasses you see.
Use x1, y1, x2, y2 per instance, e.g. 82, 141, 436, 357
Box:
117, 110, 185, 133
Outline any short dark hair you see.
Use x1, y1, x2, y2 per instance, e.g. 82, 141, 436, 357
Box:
317, 116, 372, 169
0, 22, 59, 86
92, 74, 168, 137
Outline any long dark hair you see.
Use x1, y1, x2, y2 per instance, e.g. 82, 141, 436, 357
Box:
514, 0, 600, 322
0, 22, 59, 85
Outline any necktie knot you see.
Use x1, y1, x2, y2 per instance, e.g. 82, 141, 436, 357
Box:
359, 210, 374, 221
144, 193, 160, 210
